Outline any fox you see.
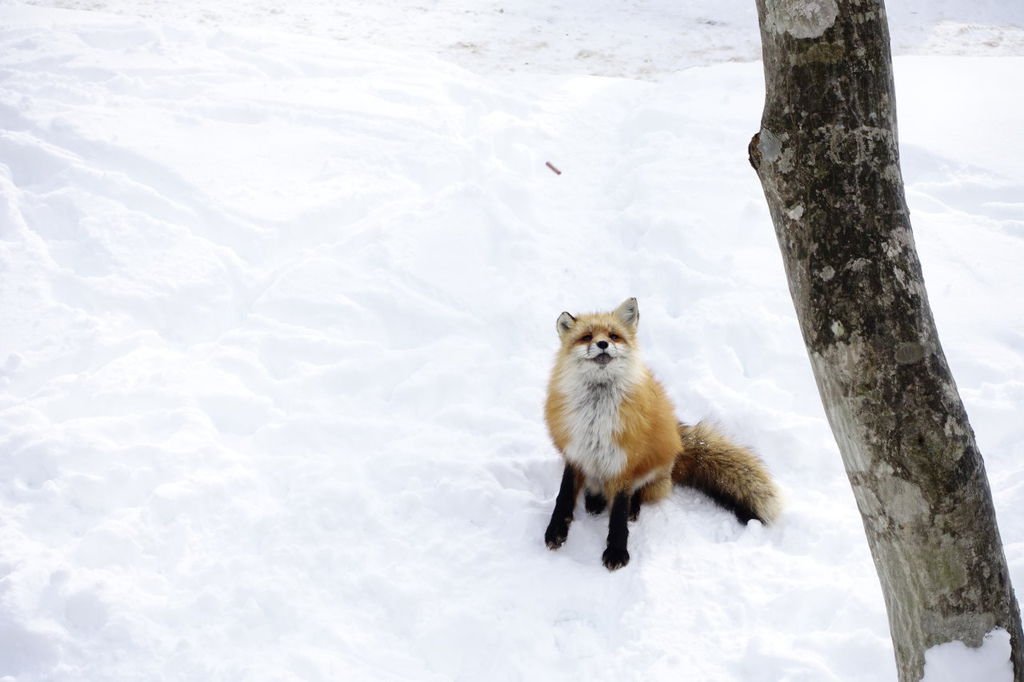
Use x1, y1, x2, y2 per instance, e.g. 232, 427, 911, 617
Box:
543, 297, 781, 570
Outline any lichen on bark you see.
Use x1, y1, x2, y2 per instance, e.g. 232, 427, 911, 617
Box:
764, 0, 840, 39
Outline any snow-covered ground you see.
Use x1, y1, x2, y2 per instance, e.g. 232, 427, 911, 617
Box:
1, 1, 1022, 680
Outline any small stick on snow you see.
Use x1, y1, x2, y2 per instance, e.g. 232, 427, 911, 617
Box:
545, 161, 562, 175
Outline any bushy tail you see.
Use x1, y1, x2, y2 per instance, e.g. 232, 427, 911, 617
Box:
672, 421, 781, 524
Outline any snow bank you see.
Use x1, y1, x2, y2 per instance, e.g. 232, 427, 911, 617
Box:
11, 0, 1024, 79
922, 629, 1013, 682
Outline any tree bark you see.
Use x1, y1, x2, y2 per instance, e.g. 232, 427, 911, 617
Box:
748, 0, 1024, 679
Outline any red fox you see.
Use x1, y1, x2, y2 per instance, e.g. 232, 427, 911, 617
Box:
544, 298, 781, 570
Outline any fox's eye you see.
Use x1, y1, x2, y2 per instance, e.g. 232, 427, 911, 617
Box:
609, 333, 621, 342
579, 334, 593, 343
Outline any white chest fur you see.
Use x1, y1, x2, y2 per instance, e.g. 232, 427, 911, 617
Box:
559, 378, 628, 483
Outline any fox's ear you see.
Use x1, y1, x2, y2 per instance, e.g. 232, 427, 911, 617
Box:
556, 312, 577, 338
613, 297, 639, 329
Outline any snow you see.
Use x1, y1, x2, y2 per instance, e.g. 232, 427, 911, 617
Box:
922, 629, 1013, 682
1, 0, 1022, 680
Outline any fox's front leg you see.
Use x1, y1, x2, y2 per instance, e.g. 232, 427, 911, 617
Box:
629, 491, 642, 522
545, 463, 580, 549
602, 492, 631, 570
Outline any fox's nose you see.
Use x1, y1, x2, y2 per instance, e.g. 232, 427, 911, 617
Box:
596, 340, 609, 350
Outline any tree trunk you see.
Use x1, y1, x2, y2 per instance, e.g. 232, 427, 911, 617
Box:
747, 0, 1024, 679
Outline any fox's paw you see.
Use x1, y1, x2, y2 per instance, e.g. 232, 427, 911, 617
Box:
601, 547, 630, 571
545, 521, 569, 550
584, 491, 607, 515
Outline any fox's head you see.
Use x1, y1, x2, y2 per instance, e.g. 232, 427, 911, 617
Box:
554, 298, 642, 383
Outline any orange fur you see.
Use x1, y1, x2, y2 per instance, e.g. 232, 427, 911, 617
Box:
543, 299, 781, 569
544, 304, 681, 501
544, 299, 780, 521
608, 372, 680, 498
547, 366, 681, 500
675, 421, 781, 523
